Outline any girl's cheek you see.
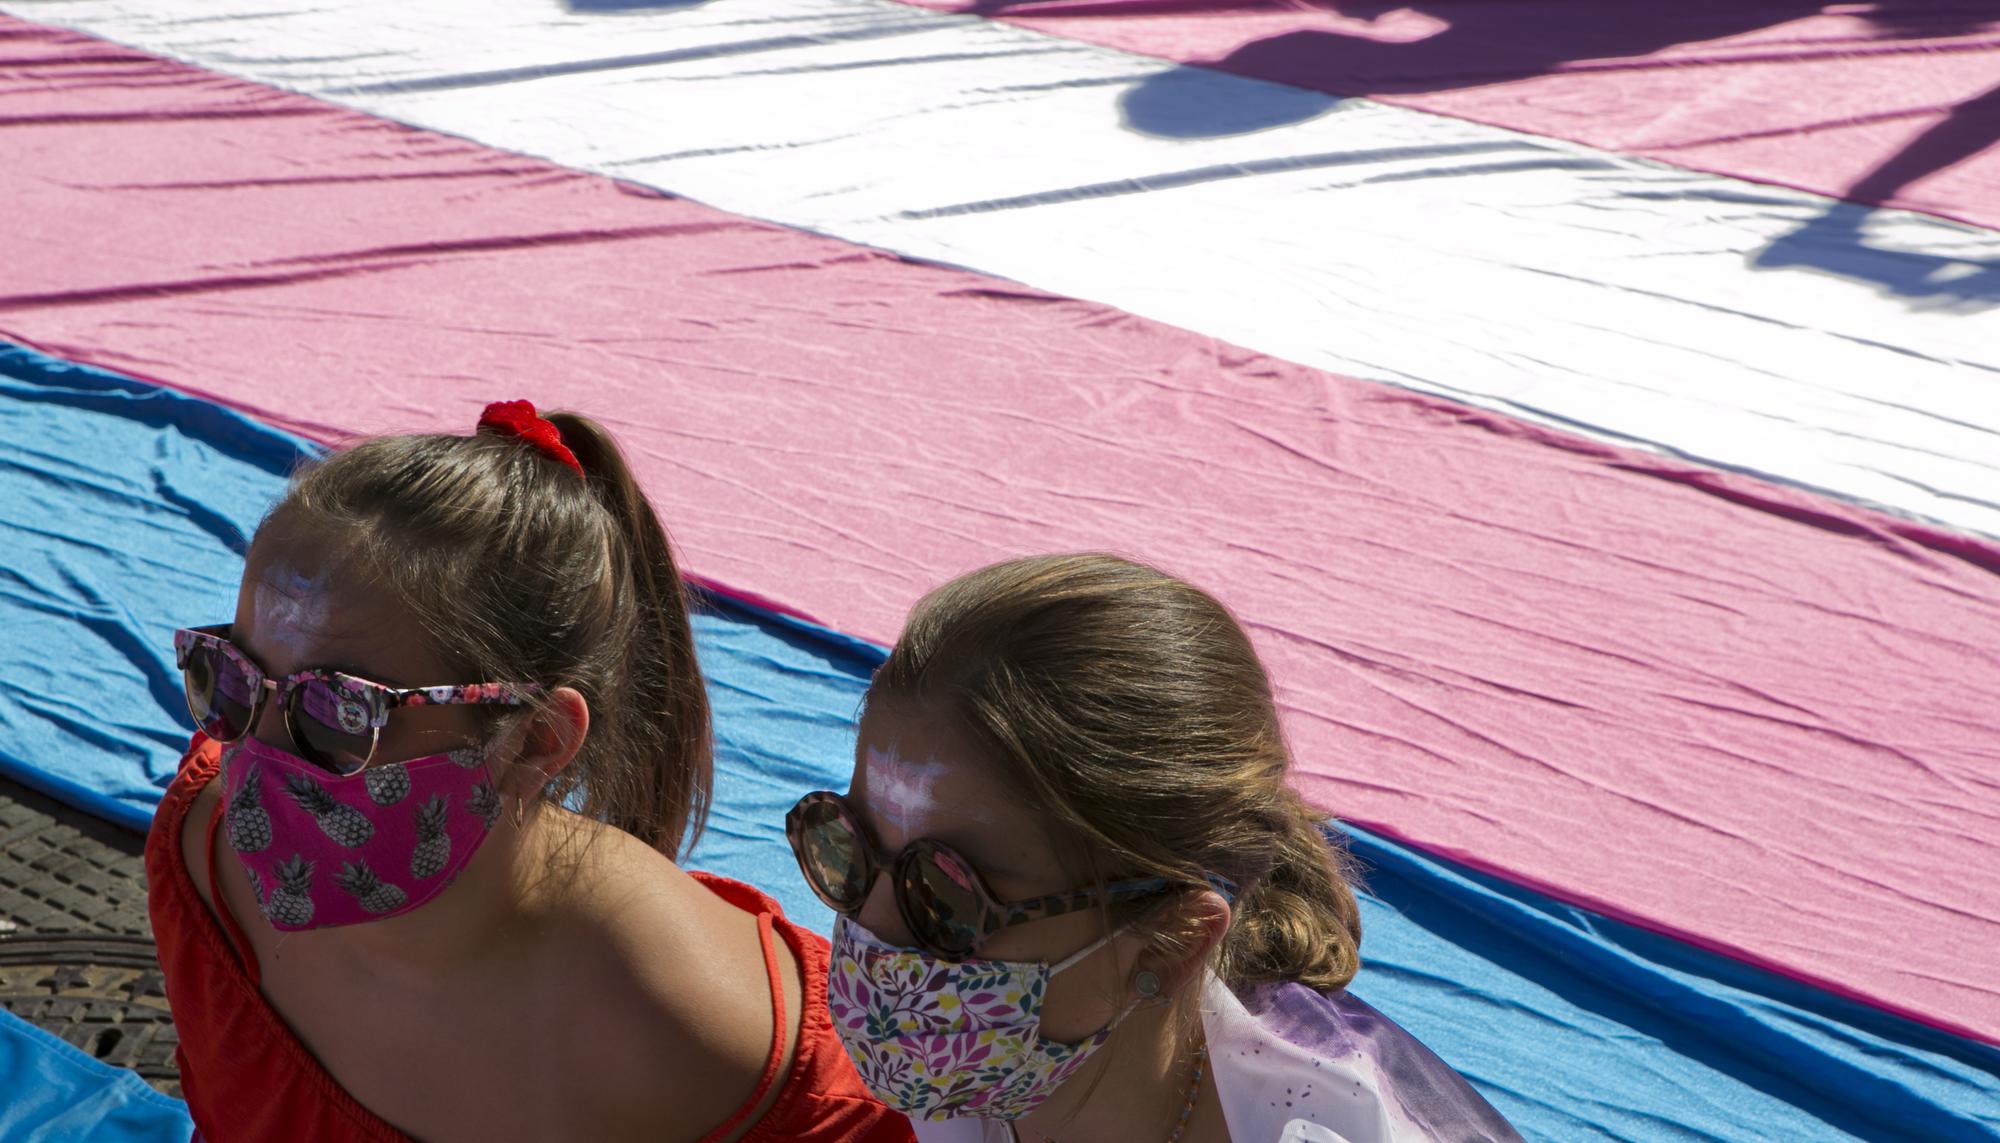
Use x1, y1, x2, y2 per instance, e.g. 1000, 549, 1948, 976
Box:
1034, 947, 1129, 1044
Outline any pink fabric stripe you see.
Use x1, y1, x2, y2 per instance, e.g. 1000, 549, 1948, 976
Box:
896, 0, 2000, 230
3, 17, 1997, 1044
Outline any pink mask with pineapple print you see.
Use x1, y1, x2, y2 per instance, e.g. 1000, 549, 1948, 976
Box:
219, 735, 505, 931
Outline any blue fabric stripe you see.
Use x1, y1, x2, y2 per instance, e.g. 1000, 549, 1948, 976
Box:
685, 588, 2000, 1141
0, 1008, 193, 1143
0, 344, 316, 832
1346, 829, 2000, 1142
1, 341, 1995, 1140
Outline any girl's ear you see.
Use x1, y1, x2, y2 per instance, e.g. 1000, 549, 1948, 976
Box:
1134, 889, 1233, 997
496, 685, 588, 802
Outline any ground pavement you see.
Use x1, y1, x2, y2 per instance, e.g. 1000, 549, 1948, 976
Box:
0, 775, 180, 1097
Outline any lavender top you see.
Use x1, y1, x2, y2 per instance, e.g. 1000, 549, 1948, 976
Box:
1207, 978, 1522, 1142
915, 975, 1522, 1142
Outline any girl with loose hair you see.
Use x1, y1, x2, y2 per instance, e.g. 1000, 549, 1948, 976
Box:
787, 553, 1520, 1142
149, 401, 912, 1143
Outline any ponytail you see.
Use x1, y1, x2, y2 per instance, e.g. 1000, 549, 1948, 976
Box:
262, 407, 713, 861
1219, 788, 1362, 993
546, 413, 713, 857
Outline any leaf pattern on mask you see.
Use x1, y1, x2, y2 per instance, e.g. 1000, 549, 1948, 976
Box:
828, 922, 1111, 1121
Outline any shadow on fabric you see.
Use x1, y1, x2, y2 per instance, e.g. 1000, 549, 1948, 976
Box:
1754, 80, 2000, 307
1105, 1, 1996, 157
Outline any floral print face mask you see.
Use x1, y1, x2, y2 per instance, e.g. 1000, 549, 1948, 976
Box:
827, 916, 1132, 1121
218, 734, 507, 931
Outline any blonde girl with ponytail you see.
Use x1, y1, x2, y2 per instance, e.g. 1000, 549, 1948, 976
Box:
151, 402, 911, 1143
788, 554, 1521, 1142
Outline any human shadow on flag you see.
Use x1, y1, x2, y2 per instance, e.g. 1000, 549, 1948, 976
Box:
1104, 2, 1992, 146
1754, 80, 2000, 310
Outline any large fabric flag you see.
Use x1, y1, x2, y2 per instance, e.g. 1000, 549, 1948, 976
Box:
0, 3, 1995, 1139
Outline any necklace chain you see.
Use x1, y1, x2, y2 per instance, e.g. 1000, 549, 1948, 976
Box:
1164, 1042, 1209, 1143
1039, 1039, 1209, 1143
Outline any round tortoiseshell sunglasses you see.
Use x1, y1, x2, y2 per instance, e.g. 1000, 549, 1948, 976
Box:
173, 625, 542, 776
786, 790, 1232, 961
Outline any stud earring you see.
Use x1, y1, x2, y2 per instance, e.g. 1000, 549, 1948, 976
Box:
1135, 970, 1162, 999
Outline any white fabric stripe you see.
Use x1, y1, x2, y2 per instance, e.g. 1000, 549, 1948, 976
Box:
14, 0, 2000, 536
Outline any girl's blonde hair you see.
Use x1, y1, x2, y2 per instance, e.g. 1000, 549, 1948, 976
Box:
869, 553, 1361, 1005
258, 412, 711, 857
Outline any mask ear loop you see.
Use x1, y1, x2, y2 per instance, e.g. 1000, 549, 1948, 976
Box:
1044, 924, 1155, 1046
486, 712, 538, 831
506, 730, 531, 829
1047, 924, 1128, 975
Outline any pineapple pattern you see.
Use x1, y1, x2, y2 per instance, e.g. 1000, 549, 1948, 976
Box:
448, 746, 484, 770
467, 782, 503, 830
226, 775, 273, 853
265, 856, 316, 927
364, 763, 411, 806
222, 734, 508, 930
285, 773, 375, 847
335, 861, 409, 915
410, 794, 451, 879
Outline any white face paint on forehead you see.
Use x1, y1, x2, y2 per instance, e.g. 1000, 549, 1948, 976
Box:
250, 561, 337, 665
864, 743, 995, 838
864, 744, 944, 838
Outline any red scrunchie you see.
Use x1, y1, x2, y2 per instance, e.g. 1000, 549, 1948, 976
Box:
477, 400, 585, 480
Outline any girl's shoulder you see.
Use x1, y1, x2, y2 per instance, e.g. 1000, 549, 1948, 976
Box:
541, 827, 808, 1141
573, 854, 913, 1143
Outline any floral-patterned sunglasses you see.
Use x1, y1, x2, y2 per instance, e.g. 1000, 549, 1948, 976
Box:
786, 790, 1222, 961
172, 625, 542, 776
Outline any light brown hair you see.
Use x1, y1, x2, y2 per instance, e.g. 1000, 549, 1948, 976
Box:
256, 412, 712, 857
868, 553, 1362, 1006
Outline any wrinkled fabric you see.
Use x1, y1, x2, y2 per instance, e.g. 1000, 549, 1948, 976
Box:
0, 343, 313, 830
4, 355, 1999, 1137
1340, 825, 2000, 1142
2, 26, 1999, 1034
0, 1008, 193, 1143
886, 0, 2000, 233
5, 4, 1997, 539
1, 29, 1998, 1036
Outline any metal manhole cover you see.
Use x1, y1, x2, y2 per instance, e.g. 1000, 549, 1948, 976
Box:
0, 934, 181, 1096
1, 776, 182, 1099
